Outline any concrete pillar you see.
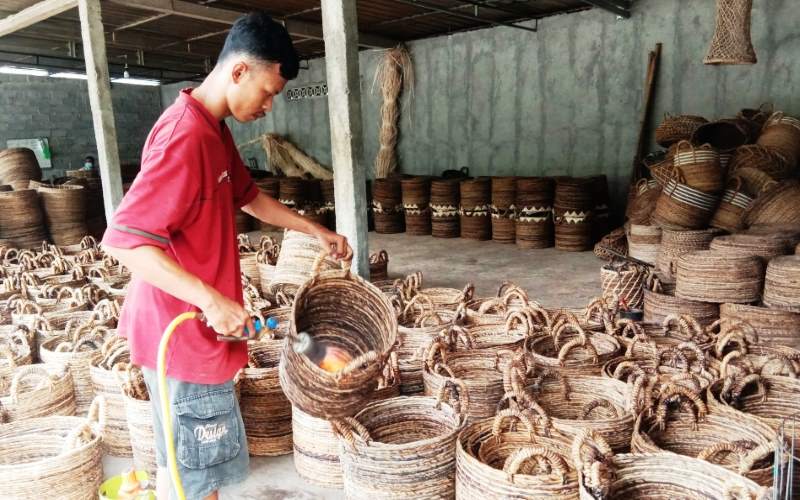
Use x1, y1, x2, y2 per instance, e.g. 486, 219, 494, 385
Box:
320, 0, 369, 277
78, 0, 124, 220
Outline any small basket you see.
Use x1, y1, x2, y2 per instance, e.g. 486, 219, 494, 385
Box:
763, 255, 800, 312
743, 180, 800, 227
600, 261, 648, 310
655, 115, 709, 147
0, 363, 76, 422
653, 179, 720, 230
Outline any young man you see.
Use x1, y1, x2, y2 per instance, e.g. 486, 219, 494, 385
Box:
102, 12, 352, 500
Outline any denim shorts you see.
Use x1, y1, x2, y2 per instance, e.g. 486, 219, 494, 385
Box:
142, 367, 249, 500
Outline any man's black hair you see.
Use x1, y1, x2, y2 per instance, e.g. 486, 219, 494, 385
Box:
218, 12, 300, 80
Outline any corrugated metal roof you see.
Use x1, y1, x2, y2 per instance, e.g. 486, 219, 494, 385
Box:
0, 0, 616, 80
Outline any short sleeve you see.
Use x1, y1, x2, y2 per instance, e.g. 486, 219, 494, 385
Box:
229, 142, 258, 209
102, 130, 202, 251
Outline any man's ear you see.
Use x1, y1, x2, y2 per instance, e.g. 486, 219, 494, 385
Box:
231, 61, 248, 84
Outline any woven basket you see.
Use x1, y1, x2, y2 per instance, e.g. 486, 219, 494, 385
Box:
720, 302, 800, 350
256, 241, 280, 298
0, 399, 106, 500
278, 177, 307, 209
279, 256, 397, 419
0, 189, 48, 249
655, 114, 709, 147
0, 363, 76, 422
369, 250, 389, 282
745, 223, 800, 248
631, 387, 778, 487
422, 339, 512, 422
396, 311, 453, 395
675, 251, 764, 304
553, 177, 594, 252
121, 365, 157, 477
729, 144, 792, 181
37, 184, 89, 246
763, 255, 800, 311
672, 141, 724, 194
600, 262, 647, 310
653, 179, 720, 230
40, 326, 104, 415
401, 177, 432, 236
743, 180, 800, 227
705, 0, 757, 64
335, 391, 467, 499
270, 229, 337, 297
240, 340, 293, 457
459, 178, 491, 240
574, 430, 768, 499
757, 112, 800, 168
524, 322, 621, 376
710, 233, 789, 261
430, 179, 460, 238
627, 224, 661, 265
373, 177, 405, 234
656, 228, 721, 279
515, 177, 555, 249
710, 179, 754, 233
456, 409, 579, 499
643, 286, 720, 328
489, 177, 517, 244
0, 148, 41, 190
593, 228, 627, 262
88, 335, 132, 457
237, 235, 260, 285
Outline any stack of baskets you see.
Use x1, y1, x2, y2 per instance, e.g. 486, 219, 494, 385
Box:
459, 178, 491, 240
401, 176, 432, 235
430, 179, 460, 238
627, 224, 662, 265
372, 177, 405, 234
278, 177, 307, 212
0, 148, 42, 190
490, 177, 516, 244
515, 177, 555, 249
553, 177, 594, 251
0, 189, 48, 248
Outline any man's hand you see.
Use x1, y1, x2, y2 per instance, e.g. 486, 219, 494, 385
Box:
200, 287, 255, 338
312, 225, 353, 261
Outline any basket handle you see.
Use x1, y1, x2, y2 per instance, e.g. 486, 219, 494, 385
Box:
310, 250, 350, 277
0, 345, 17, 369
656, 346, 690, 373
60, 422, 95, 454
570, 427, 614, 487
502, 446, 569, 484
414, 311, 446, 328
333, 350, 378, 380
80, 235, 98, 250
534, 369, 572, 401
401, 294, 435, 323
477, 298, 506, 315
14, 299, 41, 315
88, 394, 107, 434
612, 360, 647, 382
557, 337, 598, 367
492, 408, 536, 441
500, 286, 530, 308
436, 377, 470, 422
696, 439, 757, 465
675, 341, 706, 370
460, 283, 475, 303
9, 364, 54, 403
730, 373, 766, 403
737, 442, 774, 475
580, 398, 620, 420
719, 350, 755, 379
552, 318, 587, 350
369, 249, 389, 265
651, 384, 707, 432
258, 235, 277, 252
330, 416, 373, 450
103, 344, 130, 371
423, 337, 449, 369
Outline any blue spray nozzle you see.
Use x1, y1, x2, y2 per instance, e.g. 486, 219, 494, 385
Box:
243, 318, 263, 338
266, 317, 279, 330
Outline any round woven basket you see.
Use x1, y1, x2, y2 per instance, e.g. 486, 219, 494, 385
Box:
491, 177, 517, 244
692, 120, 750, 153
421, 339, 513, 422
593, 227, 627, 262
523, 322, 621, 376
656, 228, 721, 280
710, 233, 789, 262
643, 285, 720, 327
270, 230, 337, 297
279, 256, 398, 419
720, 302, 800, 350
631, 387, 779, 487
37, 185, 89, 246
745, 223, 800, 248
627, 179, 661, 225
396, 306, 453, 395
710, 178, 754, 233
0, 189, 48, 249
121, 366, 157, 477
373, 177, 405, 234
0, 398, 105, 500
40, 327, 104, 415
455, 409, 579, 499
653, 179, 720, 230
335, 392, 467, 500
430, 179, 460, 238
459, 178, 491, 240
278, 177, 307, 210
0, 148, 41, 190
763, 255, 800, 312
515, 177, 555, 249
672, 141, 724, 194
757, 112, 800, 168
0, 363, 75, 422
574, 429, 768, 499
743, 180, 800, 227
655, 114, 709, 147
675, 251, 764, 304
554, 177, 594, 252
256, 241, 280, 298
240, 340, 293, 456
627, 224, 661, 265
88, 335, 133, 457
600, 262, 648, 310
729, 144, 792, 180
401, 176, 432, 236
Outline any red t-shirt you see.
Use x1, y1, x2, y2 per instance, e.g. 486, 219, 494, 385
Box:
102, 89, 259, 384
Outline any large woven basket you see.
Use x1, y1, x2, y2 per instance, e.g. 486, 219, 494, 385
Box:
40, 327, 104, 415
122, 370, 157, 477
401, 176, 432, 236
573, 430, 768, 499
705, 0, 757, 65
455, 409, 579, 499
37, 184, 89, 246
459, 178, 491, 240
396, 301, 454, 395
709, 178, 754, 233
710, 233, 789, 261
430, 179, 460, 238
0, 148, 41, 190
626, 224, 661, 265
279, 256, 398, 419
88, 335, 132, 457
0, 189, 48, 249
373, 177, 405, 234
757, 112, 800, 168
270, 230, 337, 297
672, 141, 724, 194
0, 363, 75, 422
515, 177, 555, 249
653, 179, 719, 230
720, 302, 800, 350
336, 391, 467, 500
490, 177, 517, 244
643, 285, 720, 327
743, 180, 800, 227
675, 251, 764, 304
554, 177, 594, 251
656, 228, 721, 279
763, 255, 800, 312
655, 114, 708, 147
0, 398, 105, 500
524, 322, 621, 376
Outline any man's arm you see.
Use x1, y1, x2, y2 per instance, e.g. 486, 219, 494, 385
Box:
242, 191, 353, 261
103, 244, 254, 337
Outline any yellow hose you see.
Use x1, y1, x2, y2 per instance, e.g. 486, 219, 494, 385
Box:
156, 311, 200, 500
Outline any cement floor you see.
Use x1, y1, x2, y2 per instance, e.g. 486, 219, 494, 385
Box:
105, 231, 604, 499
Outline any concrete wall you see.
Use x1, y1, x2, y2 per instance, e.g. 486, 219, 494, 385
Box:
163, 0, 800, 210
0, 73, 162, 178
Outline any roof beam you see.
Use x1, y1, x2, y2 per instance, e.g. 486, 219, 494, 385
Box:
392, 0, 538, 32
110, 0, 397, 49
0, 0, 78, 37
582, 0, 631, 18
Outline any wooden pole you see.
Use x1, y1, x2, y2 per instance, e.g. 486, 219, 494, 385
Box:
78, 0, 124, 220
320, 0, 369, 277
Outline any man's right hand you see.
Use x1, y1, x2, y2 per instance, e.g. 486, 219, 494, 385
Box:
200, 287, 254, 339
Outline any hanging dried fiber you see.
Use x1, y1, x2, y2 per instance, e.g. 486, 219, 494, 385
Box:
373, 45, 414, 179
239, 133, 333, 180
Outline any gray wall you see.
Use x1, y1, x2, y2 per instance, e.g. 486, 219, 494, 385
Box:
0, 73, 162, 177
163, 0, 800, 210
